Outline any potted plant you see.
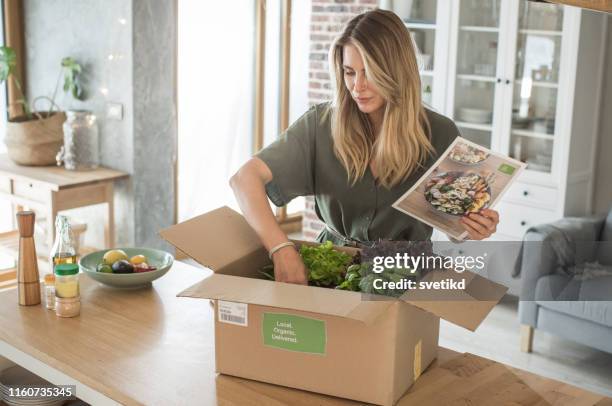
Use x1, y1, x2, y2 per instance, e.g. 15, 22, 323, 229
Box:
0, 46, 84, 166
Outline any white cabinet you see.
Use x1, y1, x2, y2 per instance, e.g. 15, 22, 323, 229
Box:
390, 0, 608, 241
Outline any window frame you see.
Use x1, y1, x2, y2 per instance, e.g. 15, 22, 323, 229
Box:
253, 0, 303, 230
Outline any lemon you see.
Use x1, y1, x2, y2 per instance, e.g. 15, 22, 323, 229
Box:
103, 249, 128, 265
130, 254, 147, 265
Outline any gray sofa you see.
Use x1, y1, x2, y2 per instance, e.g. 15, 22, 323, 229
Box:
517, 209, 612, 354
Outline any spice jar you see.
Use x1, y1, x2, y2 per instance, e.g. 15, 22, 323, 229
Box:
55, 297, 80, 318
44, 274, 56, 310
55, 264, 80, 298
54, 263, 80, 318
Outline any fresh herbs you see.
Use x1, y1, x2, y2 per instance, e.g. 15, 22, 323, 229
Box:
260, 240, 435, 298
257, 241, 353, 288
300, 241, 352, 287
335, 264, 363, 291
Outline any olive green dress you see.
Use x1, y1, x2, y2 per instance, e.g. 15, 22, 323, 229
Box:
255, 102, 460, 247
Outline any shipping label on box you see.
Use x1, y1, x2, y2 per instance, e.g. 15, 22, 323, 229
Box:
217, 300, 248, 327
262, 313, 327, 355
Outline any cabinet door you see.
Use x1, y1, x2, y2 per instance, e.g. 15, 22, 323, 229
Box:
392, 0, 450, 111
505, 1, 566, 178
445, 0, 506, 150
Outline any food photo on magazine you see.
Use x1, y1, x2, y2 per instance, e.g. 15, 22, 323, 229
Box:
393, 137, 527, 240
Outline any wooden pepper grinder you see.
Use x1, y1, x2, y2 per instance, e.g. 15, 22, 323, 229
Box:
17, 211, 41, 306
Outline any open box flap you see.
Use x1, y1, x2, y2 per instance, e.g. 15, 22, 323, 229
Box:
159, 206, 262, 272
178, 273, 394, 325
399, 269, 508, 331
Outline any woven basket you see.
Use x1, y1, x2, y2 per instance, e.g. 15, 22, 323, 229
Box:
5, 111, 66, 166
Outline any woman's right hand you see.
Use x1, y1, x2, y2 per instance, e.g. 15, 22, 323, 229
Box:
230, 157, 308, 285
272, 247, 308, 285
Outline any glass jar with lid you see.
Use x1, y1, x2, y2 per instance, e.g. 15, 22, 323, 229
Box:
58, 110, 100, 170
55, 263, 80, 318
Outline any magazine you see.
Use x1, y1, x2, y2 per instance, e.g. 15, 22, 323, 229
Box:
392, 136, 527, 240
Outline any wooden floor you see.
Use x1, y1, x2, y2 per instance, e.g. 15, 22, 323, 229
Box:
439, 296, 612, 398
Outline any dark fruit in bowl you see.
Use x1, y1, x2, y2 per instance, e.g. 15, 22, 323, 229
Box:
97, 263, 112, 273
112, 259, 134, 274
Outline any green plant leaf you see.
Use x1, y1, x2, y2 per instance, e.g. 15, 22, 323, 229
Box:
72, 81, 83, 100
61, 56, 85, 101
0, 46, 17, 82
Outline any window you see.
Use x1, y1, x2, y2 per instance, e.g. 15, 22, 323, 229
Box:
178, 0, 311, 225
177, 1, 256, 221
0, 3, 14, 271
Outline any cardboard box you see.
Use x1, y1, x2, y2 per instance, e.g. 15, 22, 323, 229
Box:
160, 206, 507, 405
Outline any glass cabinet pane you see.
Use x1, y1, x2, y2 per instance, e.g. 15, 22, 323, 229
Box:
508, 2, 563, 174
509, 135, 553, 172
392, 0, 437, 24
459, 0, 501, 28
457, 31, 498, 77
519, 1, 563, 31
515, 34, 562, 84
452, 0, 502, 149
394, 0, 438, 105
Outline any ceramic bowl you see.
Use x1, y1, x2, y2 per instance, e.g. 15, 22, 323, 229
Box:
79, 247, 174, 288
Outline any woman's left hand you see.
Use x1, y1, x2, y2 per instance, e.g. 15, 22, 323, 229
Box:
460, 208, 499, 240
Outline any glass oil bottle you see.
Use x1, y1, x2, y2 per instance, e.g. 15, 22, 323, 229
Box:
50, 215, 78, 266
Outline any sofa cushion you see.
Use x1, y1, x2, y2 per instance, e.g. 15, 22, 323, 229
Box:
534, 274, 580, 301
537, 300, 612, 328
578, 275, 612, 300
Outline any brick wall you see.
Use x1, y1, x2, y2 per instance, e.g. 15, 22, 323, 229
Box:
302, 0, 378, 241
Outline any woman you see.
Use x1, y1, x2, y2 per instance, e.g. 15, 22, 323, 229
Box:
230, 9, 499, 285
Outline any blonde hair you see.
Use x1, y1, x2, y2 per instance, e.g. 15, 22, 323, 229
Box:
328, 9, 433, 189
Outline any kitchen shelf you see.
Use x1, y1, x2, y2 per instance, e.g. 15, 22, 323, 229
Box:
512, 129, 555, 140
455, 121, 493, 132
457, 74, 496, 83
459, 25, 499, 33
515, 79, 559, 89
405, 22, 437, 30
519, 29, 563, 36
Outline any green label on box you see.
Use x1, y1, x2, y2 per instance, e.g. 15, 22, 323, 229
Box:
262, 313, 326, 355
498, 163, 516, 175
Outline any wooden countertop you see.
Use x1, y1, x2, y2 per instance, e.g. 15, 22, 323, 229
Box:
0, 262, 609, 405
0, 155, 128, 191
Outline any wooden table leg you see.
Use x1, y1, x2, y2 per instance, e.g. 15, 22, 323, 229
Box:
520, 324, 534, 353
104, 182, 115, 249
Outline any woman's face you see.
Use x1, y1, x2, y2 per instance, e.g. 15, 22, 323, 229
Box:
342, 43, 385, 115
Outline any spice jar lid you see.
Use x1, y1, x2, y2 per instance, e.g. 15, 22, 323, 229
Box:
55, 263, 79, 276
